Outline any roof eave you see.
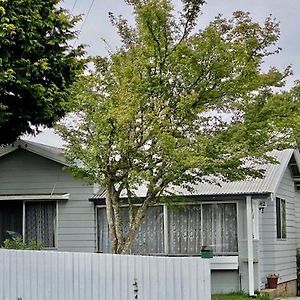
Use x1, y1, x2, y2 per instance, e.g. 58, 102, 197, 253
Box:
89, 191, 271, 205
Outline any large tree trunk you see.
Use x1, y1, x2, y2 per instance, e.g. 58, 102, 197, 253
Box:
121, 200, 150, 254
106, 182, 127, 254
106, 184, 155, 254
105, 184, 118, 253
112, 199, 125, 254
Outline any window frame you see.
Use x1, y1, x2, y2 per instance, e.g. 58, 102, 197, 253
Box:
96, 200, 239, 256
96, 203, 165, 255
0, 201, 23, 245
0, 200, 58, 249
276, 197, 287, 239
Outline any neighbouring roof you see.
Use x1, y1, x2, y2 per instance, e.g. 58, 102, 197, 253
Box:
91, 149, 300, 200
0, 139, 66, 165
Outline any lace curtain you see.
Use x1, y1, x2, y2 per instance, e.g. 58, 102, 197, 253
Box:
168, 205, 202, 254
25, 202, 56, 248
98, 206, 164, 254
97, 203, 237, 254
202, 203, 238, 253
130, 206, 164, 254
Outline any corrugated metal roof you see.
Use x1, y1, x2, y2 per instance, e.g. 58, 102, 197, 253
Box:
90, 188, 106, 200
92, 149, 298, 199
176, 149, 294, 196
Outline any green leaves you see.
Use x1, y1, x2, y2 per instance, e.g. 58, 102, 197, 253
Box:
0, 0, 84, 144
60, 0, 300, 197
57, 0, 300, 254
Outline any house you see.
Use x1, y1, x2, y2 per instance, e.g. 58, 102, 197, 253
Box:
0, 139, 96, 252
91, 148, 300, 296
1, 140, 300, 296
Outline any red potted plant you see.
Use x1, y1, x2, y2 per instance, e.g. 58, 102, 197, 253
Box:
267, 273, 279, 289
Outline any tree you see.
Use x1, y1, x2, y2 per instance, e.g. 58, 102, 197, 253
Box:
58, 0, 300, 254
0, 0, 84, 144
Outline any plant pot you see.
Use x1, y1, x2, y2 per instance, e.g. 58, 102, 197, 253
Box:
201, 246, 213, 258
267, 277, 278, 289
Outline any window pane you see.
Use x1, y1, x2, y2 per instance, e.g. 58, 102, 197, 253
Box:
276, 198, 286, 239
281, 199, 286, 238
25, 202, 56, 248
0, 201, 23, 246
276, 198, 281, 238
168, 205, 202, 254
97, 206, 164, 254
130, 206, 164, 254
97, 208, 110, 253
202, 203, 238, 253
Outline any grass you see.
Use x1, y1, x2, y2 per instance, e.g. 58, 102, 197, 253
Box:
212, 292, 271, 300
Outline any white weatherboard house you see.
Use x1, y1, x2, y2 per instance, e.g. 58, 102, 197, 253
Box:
1, 139, 300, 296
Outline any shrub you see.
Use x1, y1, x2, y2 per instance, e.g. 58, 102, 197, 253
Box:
3, 236, 45, 250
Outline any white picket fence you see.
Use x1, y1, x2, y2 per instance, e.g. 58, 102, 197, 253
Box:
0, 249, 211, 300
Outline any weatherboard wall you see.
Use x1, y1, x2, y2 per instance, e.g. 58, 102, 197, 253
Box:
259, 167, 298, 288
274, 167, 298, 283
0, 149, 95, 252
258, 195, 275, 289
295, 186, 300, 249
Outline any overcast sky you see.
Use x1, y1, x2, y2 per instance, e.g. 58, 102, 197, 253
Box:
25, 0, 300, 147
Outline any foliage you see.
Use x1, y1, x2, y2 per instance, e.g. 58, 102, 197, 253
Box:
212, 292, 270, 300
3, 236, 45, 250
0, 0, 85, 144
58, 0, 300, 254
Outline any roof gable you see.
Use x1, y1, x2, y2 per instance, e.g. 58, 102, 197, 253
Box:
0, 139, 66, 165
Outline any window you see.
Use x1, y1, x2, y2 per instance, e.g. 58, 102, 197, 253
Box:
25, 202, 57, 247
0, 201, 57, 248
168, 205, 202, 254
202, 203, 238, 253
97, 202, 238, 255
97, 206, 164, 254
276, 198, 286, 239
0, 201, 23, 244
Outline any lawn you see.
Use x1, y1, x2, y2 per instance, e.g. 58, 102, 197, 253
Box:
212, 292, 271, 300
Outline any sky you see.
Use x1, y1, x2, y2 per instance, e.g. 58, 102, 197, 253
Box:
25, 0, 300, 147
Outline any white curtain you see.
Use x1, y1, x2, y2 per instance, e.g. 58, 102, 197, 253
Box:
202, 203, 237, 253
97, 208, 110, 252
168, 205, 202, 254
97, 202, 238, 255
97, 206, 164, 254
